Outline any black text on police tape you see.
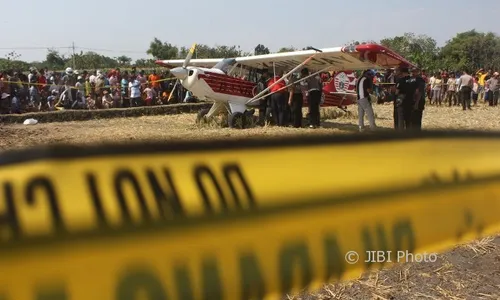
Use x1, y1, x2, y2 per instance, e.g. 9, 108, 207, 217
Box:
14, 219, 417, 300
0, 162, 255, 239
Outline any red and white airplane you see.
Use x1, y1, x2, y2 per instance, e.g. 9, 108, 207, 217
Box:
155, 43, 415, 128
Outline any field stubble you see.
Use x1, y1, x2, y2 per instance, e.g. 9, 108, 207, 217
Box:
1, 103, 500, 299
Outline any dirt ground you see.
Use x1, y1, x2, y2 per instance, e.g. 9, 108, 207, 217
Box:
1, 103, 500, 299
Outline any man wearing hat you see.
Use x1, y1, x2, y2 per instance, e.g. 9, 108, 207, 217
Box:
355, 69, 376, 131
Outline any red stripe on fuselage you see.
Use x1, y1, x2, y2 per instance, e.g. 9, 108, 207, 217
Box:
199, 72, 256, 98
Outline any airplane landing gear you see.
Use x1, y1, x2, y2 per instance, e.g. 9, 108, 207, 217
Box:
228, 109, 256, 129
196, 108, 210, 124
228, 112, 245, 129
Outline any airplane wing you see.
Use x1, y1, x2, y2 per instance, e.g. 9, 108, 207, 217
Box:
155, 44, 416, 72
233, 44, 416, 72
155, 58, 221, 68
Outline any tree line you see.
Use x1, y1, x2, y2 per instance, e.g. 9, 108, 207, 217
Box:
1, 30, 499, 73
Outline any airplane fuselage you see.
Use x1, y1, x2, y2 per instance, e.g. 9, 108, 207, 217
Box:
177, 66, 357, 111
180, 67, 256, 106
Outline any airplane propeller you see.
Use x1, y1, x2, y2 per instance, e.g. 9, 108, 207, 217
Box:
170, 43, 197, 81
168, 43, 196, 102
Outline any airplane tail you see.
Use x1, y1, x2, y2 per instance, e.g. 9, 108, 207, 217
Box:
320, 71, 357, 107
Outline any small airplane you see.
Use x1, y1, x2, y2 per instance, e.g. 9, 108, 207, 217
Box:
156, 43, 416, 128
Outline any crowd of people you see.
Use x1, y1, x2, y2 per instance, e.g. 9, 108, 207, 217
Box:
356, 66, 494, 132
1, 65, 498, 134
372, 68, 499, 108
0, 66, 190, 114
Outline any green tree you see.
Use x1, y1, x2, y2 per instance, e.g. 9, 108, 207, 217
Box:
45, 49, 67, 70
380, 32, 439, 70
254, 44, 270, 55
146, 38, 179, 59
178, 46, 189, 58
0, 51, 30, 71
135, 58, 156, 68
277, 46, 296, 53
439, 30, 500, 72
115, 55, 132, 66
70, 51, 118, 70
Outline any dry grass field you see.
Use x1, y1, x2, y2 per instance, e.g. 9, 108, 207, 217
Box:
1, 103, 500, 299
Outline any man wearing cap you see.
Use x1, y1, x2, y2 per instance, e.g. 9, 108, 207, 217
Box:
486, 72, 500, 106
355, 69, 376, 131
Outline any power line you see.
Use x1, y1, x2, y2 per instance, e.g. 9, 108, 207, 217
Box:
75, 47, 145, 54
0, 46, 72, 50
0, 45, 145, 54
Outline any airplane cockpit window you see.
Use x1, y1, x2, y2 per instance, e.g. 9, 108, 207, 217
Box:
213, 58, 237, 74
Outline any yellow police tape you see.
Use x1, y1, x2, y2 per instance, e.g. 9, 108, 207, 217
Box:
0, 131, 500, 299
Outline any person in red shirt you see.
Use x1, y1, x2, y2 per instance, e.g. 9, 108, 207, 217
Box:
267, 70, 288, 126
38, 69, 47, 93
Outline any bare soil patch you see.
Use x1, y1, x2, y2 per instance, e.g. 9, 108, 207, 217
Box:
1, 103, 500, 299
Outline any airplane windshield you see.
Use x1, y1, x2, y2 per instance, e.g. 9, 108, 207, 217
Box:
213, 58, 237, 74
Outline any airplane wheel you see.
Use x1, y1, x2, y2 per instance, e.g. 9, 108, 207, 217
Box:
228, 112, 245, 129
243, 110, 256, 128
196, 108, 210, 124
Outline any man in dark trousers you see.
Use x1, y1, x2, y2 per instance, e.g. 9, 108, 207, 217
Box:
410, 67, 426, 131
387, 68, 403, 130
395, 66, 415, 130
288, 72, 303, 128
301, 68, 322, 128
257, 70, 270, 126
267, 70, 288, 127
458, 70, 473, 110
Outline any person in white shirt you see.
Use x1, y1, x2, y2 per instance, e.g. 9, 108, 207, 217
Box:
455, 75, 461, 106
75, 76, 86, 105
128, 76, 142, 107
89, 71, 97, 84
143, 84, 156, 106
428, 74, 436, 103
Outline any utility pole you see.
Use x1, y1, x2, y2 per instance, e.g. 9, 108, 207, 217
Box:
72, 42, 76, 69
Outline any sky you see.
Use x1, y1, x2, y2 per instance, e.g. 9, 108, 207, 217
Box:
2, 0, 500, 63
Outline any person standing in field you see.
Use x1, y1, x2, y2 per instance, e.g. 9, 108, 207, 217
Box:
458, 70, 474, 110
267, 70, 288, 127
301, 68, 322, 128
472, 76, 479, 106
288, 72, 303, 128
431, 72, 443, 106
446, 73, 457, 106
475, 68, 488, 101
394, 67, 415, 131
486, 72, 499, 106
356, 69, 376, 132
410, 67, 426, 131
